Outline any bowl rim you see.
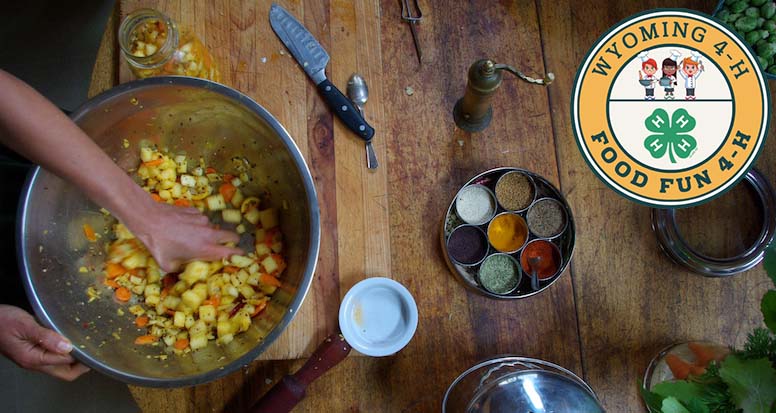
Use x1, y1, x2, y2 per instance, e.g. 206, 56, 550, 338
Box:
16, 76, 321, 387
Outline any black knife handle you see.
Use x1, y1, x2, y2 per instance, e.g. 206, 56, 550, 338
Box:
317, 79, 374, 142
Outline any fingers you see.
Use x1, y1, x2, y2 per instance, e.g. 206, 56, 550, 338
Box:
37, 362, 90, 381
34, 325, 73, 356
212, 228, 240, 244
198, 245, 244, 262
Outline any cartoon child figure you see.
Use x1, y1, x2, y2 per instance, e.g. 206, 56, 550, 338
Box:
679, 51, 705, 100
637, 51, 658, 100
659, 50, 681, 100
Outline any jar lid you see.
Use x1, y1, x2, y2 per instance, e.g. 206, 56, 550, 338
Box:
338, 277, 418, 357
467, 370, 605, 413
443, 356, 604, 413
651, 168, 776, 277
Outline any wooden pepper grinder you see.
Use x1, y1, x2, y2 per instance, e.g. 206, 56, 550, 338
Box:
453, 59, 554, 132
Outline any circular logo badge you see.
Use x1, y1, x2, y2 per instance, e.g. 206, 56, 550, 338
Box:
572, 9, 770, 208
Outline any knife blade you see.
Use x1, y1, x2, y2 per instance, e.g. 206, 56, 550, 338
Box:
269, 3, 375, 142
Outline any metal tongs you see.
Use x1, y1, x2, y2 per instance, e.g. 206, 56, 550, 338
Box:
401, 0, 423, 64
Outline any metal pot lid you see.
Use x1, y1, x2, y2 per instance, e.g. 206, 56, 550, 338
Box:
467, 370, 605, 413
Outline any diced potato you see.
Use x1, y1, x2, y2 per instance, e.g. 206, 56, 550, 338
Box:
190, 320, 207, 336
145, 295, 160, 306
180, 174, 197, 187
271, 242, 283, 254
217, 320, 236, 337
261, 255, 279, 274
144, 284, 161, 297
240, 197, 260, 214
239, 285, 255, 299
181, 290, 203, 309
159, 168, 176, 182
255, 243, 271, 258
218, 333, 234, 345
163, 334, 175, 347
259, 209, 279, 229
131, 284, 145, 295
231, 189, 244, 207
196, 176, 209, 187
129, 305, 145, 316
173, 280, 189, 296
225, 285, 239, 298
173, 311, 186, 328
247, 273, 260, 286
237, 270, 249, 283
199, 305, 216, 322
192, 166, 203, 176
192, 283, 208, 301
171, 183, 183, 198
190, 334, 207, 350
159, 189, 172, 200
244, 208, 260, 225
185, 314, 196, 329
140, 147, 154, 162
234, 313, 251, 332
114, 224, 135, 240
163, 295, 181, 310
122, 253, 148, 270
236, 224, 246, 234
248, 262, 260, 275
230, 255, 253, 268
260, 284, 278, 295
181, 261, 209, 285
206, 194, 227, 211
222, 209, 241, 224
137, 165, 150, 180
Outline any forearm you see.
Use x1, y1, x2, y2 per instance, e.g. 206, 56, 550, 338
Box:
0, 70, 152, 230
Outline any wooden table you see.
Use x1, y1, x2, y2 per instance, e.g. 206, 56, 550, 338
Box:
88, 0, 775, 411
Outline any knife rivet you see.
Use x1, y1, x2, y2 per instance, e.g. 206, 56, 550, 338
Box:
341, 105, 348, 111
359, 125, 365, 131
325, 86, 331, 91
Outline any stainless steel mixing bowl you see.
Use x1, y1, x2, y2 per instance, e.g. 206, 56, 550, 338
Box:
17, 77, 320, 387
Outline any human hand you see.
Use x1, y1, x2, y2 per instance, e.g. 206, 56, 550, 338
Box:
0, 305, 90, 381
127, 200, 243, 273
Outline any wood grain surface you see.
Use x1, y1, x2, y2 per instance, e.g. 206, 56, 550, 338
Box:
85, 0, 775, 411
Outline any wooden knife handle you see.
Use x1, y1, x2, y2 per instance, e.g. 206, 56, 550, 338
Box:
248, 334, 352, 413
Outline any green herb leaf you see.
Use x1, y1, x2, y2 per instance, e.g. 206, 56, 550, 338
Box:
719, 355, 776, 413
653, 380, 706, 402
763, 244, 776, 287
662, 397, 691, 413
763, 291, 776, 334
642, 385, 667, 413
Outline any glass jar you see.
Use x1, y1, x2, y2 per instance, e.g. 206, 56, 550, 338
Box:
119, 9, 220, 82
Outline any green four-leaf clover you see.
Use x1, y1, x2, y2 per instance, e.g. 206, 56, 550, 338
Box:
644, 108, 698, 164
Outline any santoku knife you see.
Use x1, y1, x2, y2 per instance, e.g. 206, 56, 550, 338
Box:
269, 3, 375, 143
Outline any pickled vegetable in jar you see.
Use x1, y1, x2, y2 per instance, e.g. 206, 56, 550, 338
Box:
119, 9, 220, 82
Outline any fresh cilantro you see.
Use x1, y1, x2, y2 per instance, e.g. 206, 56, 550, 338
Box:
662, 397, 692, 413
719, 355, 776, 413
653, 380, 705, 402
763, 291, 776, 334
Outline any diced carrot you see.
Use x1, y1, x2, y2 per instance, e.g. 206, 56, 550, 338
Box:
142, 158, 164, 167
150, 193, 162, 202
134, 335, 158, 345
165, 309, 175, 316
205, 167, 217, 174
689, 365, 706, 376
174, 338, 189, 350
665, 354, 692, 380
83, 224, 97, 242
260, 274, 282, 288
135, 316, 149, 327
219, 183, 237, 203
115, 287, 132, 302
203, 294, 221, 307
174, 199, 191, 207
128, 268, 144, 277
223, 266, 239, 274
264, 228, 279, 246
106, 263, 126, 279
688, 342, 727, 367
104, 279, 120, 289
223, 174, 234, 183
271, 254, 287, 275
251, 300, 268, 317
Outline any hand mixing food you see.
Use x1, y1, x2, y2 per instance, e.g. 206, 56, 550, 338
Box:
95, 145, 286, 354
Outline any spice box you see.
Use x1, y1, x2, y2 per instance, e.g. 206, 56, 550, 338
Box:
441, 167, 575, 299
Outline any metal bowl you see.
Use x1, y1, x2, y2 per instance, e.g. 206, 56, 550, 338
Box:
17, 77, 320, 387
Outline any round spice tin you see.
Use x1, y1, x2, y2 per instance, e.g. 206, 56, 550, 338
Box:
441, 167, 575, 299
